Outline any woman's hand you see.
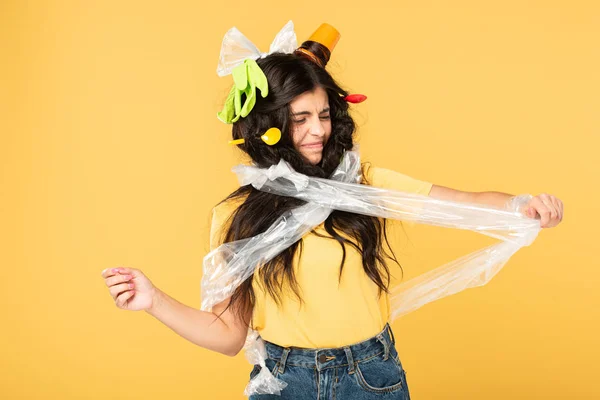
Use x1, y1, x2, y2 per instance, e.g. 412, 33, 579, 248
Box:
524, 193, 564, 228
101, 267, 156, 311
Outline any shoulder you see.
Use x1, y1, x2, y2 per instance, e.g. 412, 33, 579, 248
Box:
361, 162, 433, 196
211, 193, 248, 222
209, 192, 249, 251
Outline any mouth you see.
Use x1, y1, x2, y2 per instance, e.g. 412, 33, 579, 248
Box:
302, 142, 323, 149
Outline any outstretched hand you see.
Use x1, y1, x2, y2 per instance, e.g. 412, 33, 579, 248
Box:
524, 193, 564, 228
101, 267, 156, 311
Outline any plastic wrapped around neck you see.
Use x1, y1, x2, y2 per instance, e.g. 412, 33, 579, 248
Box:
200, 146, 540, 396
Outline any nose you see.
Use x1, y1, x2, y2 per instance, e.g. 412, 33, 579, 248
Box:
308, 118, 325, 137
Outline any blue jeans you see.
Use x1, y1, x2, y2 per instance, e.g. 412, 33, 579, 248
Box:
249, 323, 411, 399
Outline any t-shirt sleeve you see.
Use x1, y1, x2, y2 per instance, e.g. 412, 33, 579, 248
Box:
209, 197, 244, 251
362, 163, 433, 227
209, 206, 225, 252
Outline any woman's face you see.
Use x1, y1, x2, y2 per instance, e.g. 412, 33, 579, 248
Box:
289, 86, 332, 165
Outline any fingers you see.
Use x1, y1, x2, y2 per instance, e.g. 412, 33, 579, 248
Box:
101, 267, 126, 279
101, 266, 139, 308
540, 195, 557, 220
532, 193, 563, 228
109, 281, 135, 299
101, 266, 137, 279
559, 200, 564, 219
115, 288, 135, 308
551, 196, 563, 221
529, 195, 549, 226
105, 273, 133, 288
116, 267, 134, 275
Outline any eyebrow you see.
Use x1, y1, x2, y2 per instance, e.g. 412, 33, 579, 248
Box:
291, 107, 330, 117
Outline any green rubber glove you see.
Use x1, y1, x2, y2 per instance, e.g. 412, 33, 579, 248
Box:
217, 59, 269, 124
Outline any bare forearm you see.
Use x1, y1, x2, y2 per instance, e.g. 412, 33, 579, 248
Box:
145, 288, 237, 356
472, 191, 515, 210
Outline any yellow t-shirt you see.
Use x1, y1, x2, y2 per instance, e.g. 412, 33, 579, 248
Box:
208, 163, 433, 348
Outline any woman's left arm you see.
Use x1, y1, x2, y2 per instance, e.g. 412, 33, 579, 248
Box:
428, 184, 564, 229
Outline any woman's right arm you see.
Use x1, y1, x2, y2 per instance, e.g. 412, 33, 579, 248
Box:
147, 287, 249, 357
101, 266, 249, 357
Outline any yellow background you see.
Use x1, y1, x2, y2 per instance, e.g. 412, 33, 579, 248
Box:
1, 1, 597, 399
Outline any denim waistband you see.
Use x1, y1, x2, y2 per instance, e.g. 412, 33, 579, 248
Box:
263, 323, 396, 374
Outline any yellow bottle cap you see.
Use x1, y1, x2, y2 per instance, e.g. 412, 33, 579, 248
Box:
308, 23, 340, 53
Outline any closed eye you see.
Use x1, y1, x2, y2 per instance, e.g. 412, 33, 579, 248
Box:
292, 115, 330, 124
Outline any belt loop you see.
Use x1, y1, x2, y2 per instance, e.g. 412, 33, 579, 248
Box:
376, 333, 390, 361
343, 346, 355, 375
387, 324, 396, 345
278, 348, 290, 375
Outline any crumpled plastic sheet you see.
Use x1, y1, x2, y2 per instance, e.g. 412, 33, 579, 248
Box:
217, 20, 297, 77
200, 145, 540, 396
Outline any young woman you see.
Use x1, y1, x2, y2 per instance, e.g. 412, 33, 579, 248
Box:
100, 22, 563, 400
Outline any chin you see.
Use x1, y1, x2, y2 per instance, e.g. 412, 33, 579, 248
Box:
298, 148, 325, 165
305, 155, 322, 165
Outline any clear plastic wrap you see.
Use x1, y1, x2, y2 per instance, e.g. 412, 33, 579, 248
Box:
200, 146, 540, 396
217, 20, 297, 77
242, 330, 288, 396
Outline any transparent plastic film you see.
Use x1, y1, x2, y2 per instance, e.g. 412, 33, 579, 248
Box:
242, 331, 288, 396
201, 148, 362, 312
217, 20, 297, 77
200, 147, 540, 396
234, 152, 538, 247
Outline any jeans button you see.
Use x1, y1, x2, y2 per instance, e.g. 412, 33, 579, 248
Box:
318, 354, 327, 363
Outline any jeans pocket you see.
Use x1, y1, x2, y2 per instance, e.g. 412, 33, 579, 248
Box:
354, 354, 406, 394
249, 357, 280, 381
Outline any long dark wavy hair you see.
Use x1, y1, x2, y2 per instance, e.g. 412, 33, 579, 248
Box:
213, 42, 402, 328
